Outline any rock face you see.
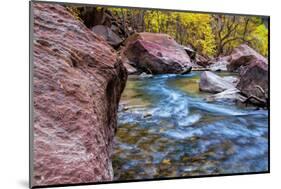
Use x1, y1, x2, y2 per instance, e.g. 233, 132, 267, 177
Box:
122, 32, 192, 74
196, 54, 210, 67
32, 3, 127, 187
92, 25, 123, 48
79, 7, 135, 38
120, 54, 139, 74
237, 60, 268, 99
207, 57, 230, 72
223, 76, 239, 86
227, 44, 268, 72
182, 45, 196, 61
199, 71, 235, 93
123, 61, 138, 74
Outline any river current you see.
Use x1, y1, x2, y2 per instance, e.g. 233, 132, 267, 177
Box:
112, 72, 268, 180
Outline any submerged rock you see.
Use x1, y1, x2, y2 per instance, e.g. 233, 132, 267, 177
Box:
227, 44, 268, 72
122, 32, 192, 74
199, 71, 236, 93
180, 67, 193, 74
32, 3, 127, 187
143, 112, 153, 118
139, 72, 153, 78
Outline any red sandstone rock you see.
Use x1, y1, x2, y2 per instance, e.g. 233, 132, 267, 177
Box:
227, 44, 268, 72
237, 59, 268, 99
196, 53, 210, 67
122, 32, 192, 74
32, 2, 127, 187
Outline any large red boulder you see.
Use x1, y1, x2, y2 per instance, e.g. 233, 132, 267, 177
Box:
122, 33, 192, 74
237, 59, 268, 99
32, 3, 127, 187
227, 44, 268, 72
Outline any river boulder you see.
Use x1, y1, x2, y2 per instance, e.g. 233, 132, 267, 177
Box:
207, 57, 230, 72
196, 53, 210, 67
205, 88, 246, 102
199, 71, 236, 93
223, 76, 239, 86
227, 44, 268, 72
237, 59, 268, 100
122, 32, 192, 74
32, 3, 127, 187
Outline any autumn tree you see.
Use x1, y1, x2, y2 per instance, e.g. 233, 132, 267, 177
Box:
211, 15, 268, 56
67, 6, 268, 57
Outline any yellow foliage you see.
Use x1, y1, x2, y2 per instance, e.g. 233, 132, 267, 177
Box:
143, 11, 217, 56
69, 6, 268, 57
252, 24, 268, 57
66, 6, 82, 22
211, 15, 268, 56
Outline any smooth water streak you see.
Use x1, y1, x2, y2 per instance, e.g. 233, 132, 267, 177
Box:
113, 72, 268, 180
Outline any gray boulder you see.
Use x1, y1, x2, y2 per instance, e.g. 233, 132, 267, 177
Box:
205, 88, 246, 102
199, 71, 236, 93
223, 76, 239, 86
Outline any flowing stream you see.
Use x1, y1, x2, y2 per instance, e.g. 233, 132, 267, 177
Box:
112, 72, 268, 180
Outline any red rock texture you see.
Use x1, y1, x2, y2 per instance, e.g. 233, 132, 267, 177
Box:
32, 2, 127, 187
237, 59, 268, 99
226, 44, 268, 72
122, 32, 192, 74
196, 53, 210, 67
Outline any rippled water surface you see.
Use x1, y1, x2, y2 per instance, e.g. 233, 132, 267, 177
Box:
112, 72, 268, 180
